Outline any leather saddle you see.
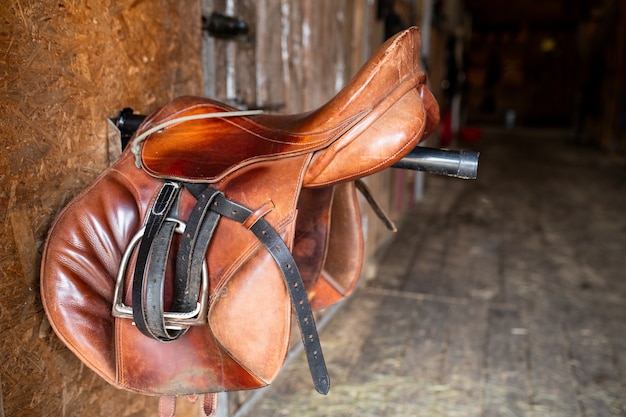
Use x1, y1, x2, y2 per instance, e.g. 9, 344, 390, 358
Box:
40, 27, 439, 415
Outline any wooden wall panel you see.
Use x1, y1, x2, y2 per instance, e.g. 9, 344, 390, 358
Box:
205, 0, 368, 112
0, 1, 202, 416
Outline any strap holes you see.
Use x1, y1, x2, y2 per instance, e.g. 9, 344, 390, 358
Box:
231, 210, 237, 215
261, 230, 267, 235
293, 282, 298, 288
286, 263, 292, 269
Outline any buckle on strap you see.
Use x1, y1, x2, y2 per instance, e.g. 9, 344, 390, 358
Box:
112, 218, 209, 330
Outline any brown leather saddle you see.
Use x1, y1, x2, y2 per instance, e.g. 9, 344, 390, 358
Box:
40, 27, 439, 415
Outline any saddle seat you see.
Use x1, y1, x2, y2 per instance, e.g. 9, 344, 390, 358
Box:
138, 26, 438, 187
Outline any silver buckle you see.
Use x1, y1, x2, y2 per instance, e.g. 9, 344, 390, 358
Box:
112, 218, 209, 330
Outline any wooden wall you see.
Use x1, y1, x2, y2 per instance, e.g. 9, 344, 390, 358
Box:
0, 1, 202, 415
1, 0, 428, 415
205, 0, 371, 114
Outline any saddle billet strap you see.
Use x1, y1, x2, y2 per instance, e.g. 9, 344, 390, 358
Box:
131, 182, 182, 340
354, 179, 397, 232
143, 219, 183, 341
173, 185, 222, 313
185, 185, 330, 395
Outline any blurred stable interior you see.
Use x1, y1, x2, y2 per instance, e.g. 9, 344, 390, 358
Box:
0, 0, 624, 416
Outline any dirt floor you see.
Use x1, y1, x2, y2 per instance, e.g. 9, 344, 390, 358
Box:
237, 127, 626, 417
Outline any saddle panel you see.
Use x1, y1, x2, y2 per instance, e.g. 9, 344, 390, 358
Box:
40, 152, 150, 388
294, 183, 364, 310
293, 187, 334, 290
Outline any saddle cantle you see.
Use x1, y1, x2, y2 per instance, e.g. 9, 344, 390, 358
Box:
40, 27, 439, 414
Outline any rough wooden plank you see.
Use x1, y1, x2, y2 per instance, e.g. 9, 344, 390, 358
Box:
483, 307, 531, 417
396, 299, 452, 414
605, 318, 626, 407
432, 299, 489, 417
399, 176, 469, 296
316, 293, 389, 383
402, 231, 449, 295
566, 310, 626, 417
210, 0, 231, 101
281, 0, 306, 113
499, 236, 539, 310
234, 0, 258, 107
349, 295, 420, 382
435, 224, 501, 300
524, 311, 583, 417
370, 212, 426, 290
254, 0, 286, 110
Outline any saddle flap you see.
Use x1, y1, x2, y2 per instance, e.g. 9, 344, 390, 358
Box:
40, 149, 311, 396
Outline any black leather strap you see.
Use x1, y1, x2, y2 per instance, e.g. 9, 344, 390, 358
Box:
132, 182, 181, 339
144, 220, 182, 341
208, 193, 330, 395
133, 183, 219, 342
173, 185, 222, 313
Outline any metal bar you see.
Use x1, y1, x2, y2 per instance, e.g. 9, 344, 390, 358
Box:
392, 147, 479, 179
